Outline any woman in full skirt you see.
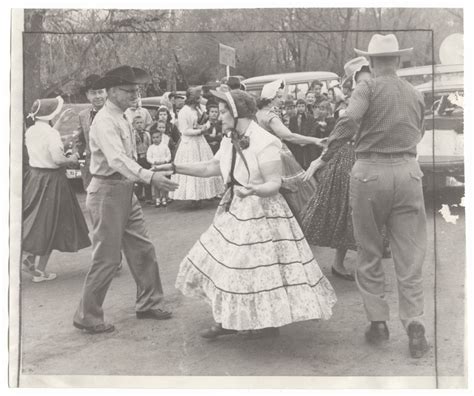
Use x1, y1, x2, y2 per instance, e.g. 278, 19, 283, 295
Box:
158, 89, 336, 338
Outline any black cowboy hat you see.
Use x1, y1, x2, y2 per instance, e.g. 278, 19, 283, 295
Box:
92, 65, 150, 90
81, 74, 102, 94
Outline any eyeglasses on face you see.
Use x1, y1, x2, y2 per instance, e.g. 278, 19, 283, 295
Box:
117, 87, 141, 95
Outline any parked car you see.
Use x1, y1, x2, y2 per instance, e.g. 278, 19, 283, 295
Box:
415, 79, 464, 191
397, 63, 463, 86
53, 103, 90, 185
141, 91, 186, 119
242, 71, 340, 100
140, 96, 163, 119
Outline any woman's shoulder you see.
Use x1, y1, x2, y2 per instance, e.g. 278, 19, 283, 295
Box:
248, 121, 282, 152
257, 107, 279, 120
27, 122, 57, 135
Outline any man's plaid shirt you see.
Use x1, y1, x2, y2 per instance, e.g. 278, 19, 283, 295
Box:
321, 73, 425, 162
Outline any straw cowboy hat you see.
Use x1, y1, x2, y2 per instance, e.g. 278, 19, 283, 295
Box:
354, 34, 413, 57
92, 65, 150, 89
27, 96, 64, 121
341, 56, 370, 87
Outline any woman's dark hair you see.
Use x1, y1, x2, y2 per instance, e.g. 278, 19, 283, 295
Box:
25, 115, 35, 128
256, 97, 272, 110
149, 122, 162, 135
185, 87, 202, 106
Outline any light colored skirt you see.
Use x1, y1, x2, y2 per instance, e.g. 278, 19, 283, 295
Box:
175, 188, 337, 330
170, 135, 224, 200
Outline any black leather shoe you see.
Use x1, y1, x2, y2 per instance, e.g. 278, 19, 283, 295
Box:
136, 309, 172, 320
73, 321, 115, 334
365, 321, 389, 344
407, 321, 429, 358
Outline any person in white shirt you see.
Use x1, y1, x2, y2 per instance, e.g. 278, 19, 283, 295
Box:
147, 124, 172, 207
23, 96, 91, 282
170, 87, 224, 207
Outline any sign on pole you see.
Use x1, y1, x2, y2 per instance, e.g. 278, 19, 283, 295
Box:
219, 43, 236, 69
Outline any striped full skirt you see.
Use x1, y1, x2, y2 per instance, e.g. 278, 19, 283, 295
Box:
175, 187, 337, 331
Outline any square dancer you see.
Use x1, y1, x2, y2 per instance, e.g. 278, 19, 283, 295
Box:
310, 34, 429, 358
73, 66, 178, 334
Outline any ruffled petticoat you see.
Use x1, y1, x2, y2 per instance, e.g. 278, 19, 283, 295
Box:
170, 135, 225, 200
175, 188, 337, 331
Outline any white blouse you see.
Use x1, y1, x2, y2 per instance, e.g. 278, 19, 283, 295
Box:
214, 121, 282, 186
25, 121, 65, 169
177, 105, 206, 142
147, 142, 171, 165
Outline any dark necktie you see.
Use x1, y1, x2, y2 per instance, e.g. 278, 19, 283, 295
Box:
90, 109, 98, 123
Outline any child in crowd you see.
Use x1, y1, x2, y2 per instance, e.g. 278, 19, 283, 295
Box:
133, 115, 152, 203
287, 98, 317, 169
147, 126, 172, 207
156, 106, 181, 159
201, 101, 223, 155
314, 100, 335, 139
282, 98, 296, 127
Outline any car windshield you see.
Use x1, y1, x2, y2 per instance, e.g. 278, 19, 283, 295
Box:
423, 90, 464, 116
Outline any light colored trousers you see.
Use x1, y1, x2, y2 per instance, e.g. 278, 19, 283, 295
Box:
349, 156, 427, 329
74, 177, 164, 327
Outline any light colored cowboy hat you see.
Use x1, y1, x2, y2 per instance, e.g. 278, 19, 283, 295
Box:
28, 96, 64, 121
260, 78, 285, 100
341, 56, 371, 86
354, 34, 413, 57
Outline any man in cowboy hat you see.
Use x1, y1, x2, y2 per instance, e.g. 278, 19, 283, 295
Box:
73, 74, 107, 190
306, 34, 429, 358
73, 65, 179, 334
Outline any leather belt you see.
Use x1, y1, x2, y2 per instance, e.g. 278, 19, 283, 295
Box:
355, 152, 416, 160
92, 172, 126, 180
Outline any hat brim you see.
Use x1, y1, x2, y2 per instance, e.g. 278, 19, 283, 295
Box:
354, 48, 413, 57
92, 67, 150, 89
81, 85, 104, 94
36, 96, 64, 121
210, 90, 241, 118
342, 63, 371, 87
210, 90, 230, 106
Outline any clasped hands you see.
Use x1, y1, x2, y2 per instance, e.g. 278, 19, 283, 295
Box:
303, 157, 327, 181
150, 163, 178, 192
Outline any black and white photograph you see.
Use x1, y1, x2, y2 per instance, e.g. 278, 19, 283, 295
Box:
7, 3, 468, 390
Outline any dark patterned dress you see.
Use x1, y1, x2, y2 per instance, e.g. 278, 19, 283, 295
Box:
301, 142, 357, 250
256, 108, 317, 224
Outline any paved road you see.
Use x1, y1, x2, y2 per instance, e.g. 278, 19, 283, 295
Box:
18, 186, 465, 385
